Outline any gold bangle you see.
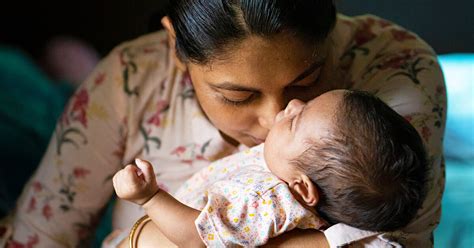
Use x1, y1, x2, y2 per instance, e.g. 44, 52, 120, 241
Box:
129, 215, 152, 248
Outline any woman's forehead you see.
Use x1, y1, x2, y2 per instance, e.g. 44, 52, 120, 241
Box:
210, 34, 328, 67
191, 34, 329, 88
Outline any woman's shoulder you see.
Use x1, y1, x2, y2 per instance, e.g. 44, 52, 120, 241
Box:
334, 14, 436, 62
101, 30, 176, 85
332, 14, 441, 89
111, 30, 170, 57
98, 29, 187, 106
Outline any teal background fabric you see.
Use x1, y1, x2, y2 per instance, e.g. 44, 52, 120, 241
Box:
0, 47, 73, 215
434, 54, 474, 247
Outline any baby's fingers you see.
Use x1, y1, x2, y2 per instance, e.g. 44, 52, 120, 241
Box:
135, 159, 155, 184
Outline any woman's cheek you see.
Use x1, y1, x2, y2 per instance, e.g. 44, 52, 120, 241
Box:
217, 106, 253, 130
199, 96, 249, 131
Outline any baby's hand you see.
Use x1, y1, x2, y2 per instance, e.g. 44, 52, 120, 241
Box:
113, 158, 159, 205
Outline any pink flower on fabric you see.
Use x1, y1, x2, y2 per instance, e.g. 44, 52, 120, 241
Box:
73, 167, 91, 179
118, 51, 127, 66
380, 56, 408, 70
171, 146, 186, 156
354, 26, 376, 46
378, 19, 393, 28
70, 88, 89, 127
26, 234, 39, 248
94, 72, 106, 86
27, 197, 36, 213
11, 234, 40, 248
404, 115, 413, 122
196, 155, 207, 161
75, 110, 88, 128
32, 181, 42, 192
42, 204, 53, 221
181, 160, 193, 166
6, 240, 24, 248
391, 29, 416, 42
147, 100, 169, 127
71, 89, 89, 114
354, 18, 376, 46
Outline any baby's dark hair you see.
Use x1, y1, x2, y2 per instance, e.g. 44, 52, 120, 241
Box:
292, 90, 428, 232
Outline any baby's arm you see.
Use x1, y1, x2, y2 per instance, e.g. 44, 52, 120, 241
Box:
112, 159, 205, 247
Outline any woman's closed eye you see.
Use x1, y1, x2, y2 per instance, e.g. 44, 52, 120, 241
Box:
220, 92, 256, 106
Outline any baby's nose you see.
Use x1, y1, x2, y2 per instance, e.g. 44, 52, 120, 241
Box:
284, 99, 305, 116
274, 110, 286, 123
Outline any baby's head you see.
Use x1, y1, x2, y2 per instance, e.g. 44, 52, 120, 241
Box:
264, 89, 428, 232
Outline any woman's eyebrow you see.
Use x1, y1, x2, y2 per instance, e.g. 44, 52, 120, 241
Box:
209, 82, 260, 92
288, 59, 324, 86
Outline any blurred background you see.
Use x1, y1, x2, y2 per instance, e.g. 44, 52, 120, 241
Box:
0, 0, 472, 247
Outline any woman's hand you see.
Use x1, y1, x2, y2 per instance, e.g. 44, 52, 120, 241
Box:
112, 159, 159, 205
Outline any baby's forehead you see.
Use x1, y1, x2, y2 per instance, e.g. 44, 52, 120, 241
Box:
295, 90, 346, 142
305, 90, 346, 117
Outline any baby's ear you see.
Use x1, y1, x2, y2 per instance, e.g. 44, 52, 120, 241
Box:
289, 175, 319, 207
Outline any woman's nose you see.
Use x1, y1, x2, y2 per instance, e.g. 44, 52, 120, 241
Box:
258, 97, 287, 130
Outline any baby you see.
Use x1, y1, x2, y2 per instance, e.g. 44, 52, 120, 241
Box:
113, 89, 428, 247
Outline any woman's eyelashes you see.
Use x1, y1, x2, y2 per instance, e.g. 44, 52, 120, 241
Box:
218, 73, 321, 107
220, 93, 255, 106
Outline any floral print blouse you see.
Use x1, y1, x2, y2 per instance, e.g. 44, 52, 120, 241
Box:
0, 14, 446, 247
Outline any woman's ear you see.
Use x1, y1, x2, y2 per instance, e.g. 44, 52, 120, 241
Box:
289, 175, 319, 207
161, 16, 186, 71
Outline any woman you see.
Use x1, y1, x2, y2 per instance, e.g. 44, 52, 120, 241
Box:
1, 0, 446, 247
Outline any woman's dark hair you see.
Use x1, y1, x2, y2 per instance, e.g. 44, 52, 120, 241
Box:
167, 0, 336, 64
